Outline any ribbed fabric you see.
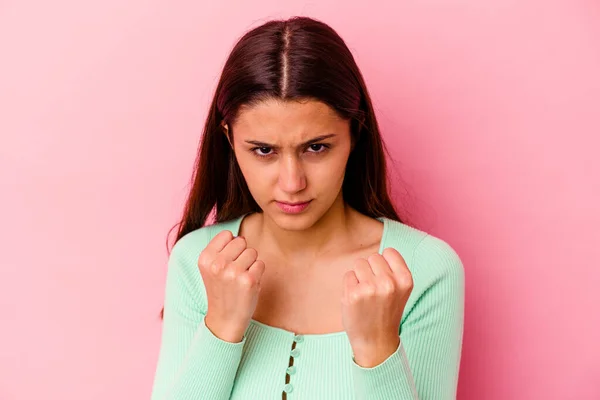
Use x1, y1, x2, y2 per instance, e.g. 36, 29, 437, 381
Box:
150, 213, 465, 400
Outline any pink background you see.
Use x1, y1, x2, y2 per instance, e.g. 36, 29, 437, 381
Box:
1, 1, 599, 399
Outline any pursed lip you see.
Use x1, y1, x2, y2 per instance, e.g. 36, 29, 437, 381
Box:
276, 200, 312, 205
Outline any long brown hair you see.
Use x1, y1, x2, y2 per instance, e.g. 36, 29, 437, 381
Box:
160, 16, 410, 318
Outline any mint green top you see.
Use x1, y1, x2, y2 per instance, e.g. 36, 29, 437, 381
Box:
151, 214, 465, 399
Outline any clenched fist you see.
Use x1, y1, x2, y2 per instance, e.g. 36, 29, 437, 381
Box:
198, 230, 266, 343
341, 247, 413, 367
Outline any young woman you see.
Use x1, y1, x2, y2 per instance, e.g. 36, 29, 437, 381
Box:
151, 16, 464, 400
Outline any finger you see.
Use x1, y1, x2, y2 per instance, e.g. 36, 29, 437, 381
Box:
367, 254, 393, 277
353, 258, 375, 283
382, 247, 408, 276
220, 236, 247, 262
206, 230, 235, 253
246, 260, 266, 284
342, 269, 359, 300
230, 248, 258, 273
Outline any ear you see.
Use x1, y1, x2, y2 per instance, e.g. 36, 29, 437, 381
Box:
221, 121, 233, 148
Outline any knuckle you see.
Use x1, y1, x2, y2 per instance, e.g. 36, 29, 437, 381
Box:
362, 284, 376, 297
367, 254, 381, 264
222, 267, 237, 281
254, 259, 265, 271
400, 273, 414, 289
355, 263, 369, 274
210, 256, 227, 273
378, 279, 396, 295
220, 230, 234, 241
244, 247, 258, 260
349, 291, 362, 304
253, 260, 266, 276
383, 247, 399, 258
198, 251, 212, 269
237, 273, 254, 288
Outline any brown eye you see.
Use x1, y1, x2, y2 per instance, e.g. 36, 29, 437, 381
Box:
251, 147, 273, 158
307, 144, 329, 154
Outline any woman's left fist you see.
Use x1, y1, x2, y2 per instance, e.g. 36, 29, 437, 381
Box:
341, 247, 413, 365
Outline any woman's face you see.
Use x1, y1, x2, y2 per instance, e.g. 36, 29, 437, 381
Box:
228, 98, 353, 230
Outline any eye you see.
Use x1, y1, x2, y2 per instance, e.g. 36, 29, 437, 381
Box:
307, 143, 330, 154
252, 147, 273, 157
250, 143, 330, 159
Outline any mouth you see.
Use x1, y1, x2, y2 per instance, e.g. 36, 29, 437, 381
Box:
277, 200, 312, 206
275, 200, 312, 214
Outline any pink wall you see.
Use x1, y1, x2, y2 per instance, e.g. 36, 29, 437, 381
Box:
1, 1, 599, 399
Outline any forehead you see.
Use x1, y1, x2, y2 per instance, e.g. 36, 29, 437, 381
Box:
233, 98, 348, 141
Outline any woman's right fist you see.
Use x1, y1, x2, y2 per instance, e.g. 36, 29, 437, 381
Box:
198, 230, 265, 343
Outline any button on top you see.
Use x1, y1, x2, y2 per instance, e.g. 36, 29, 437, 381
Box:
290, 348, 301, 357
293, 334, 304, 343
283, 383, 294, 393
286, 365, 296, 375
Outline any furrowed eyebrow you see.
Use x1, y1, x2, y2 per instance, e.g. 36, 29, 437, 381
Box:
244, 134, 336, 148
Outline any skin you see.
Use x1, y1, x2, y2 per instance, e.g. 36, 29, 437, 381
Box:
225, 97, 356, 260
215, 97, 414, 367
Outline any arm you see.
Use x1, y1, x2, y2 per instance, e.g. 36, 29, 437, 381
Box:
351, 234, 465, 399
150, 234, 246, 400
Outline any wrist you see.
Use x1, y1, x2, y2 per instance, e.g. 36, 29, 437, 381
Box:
352, 336, 400, 368
204, 313, 245, 343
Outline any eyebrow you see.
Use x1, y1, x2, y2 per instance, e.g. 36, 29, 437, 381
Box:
244, 134, 337, 148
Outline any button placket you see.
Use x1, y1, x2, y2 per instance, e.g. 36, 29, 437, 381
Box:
282, 334, 304, 399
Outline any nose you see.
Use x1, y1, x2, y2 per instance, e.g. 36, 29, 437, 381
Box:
278, 155, 306, 194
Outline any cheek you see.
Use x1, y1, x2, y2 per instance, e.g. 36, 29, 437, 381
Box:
307, 153, 349, 189
236, 154, 255, 177
325, 151, 349, 177
235, 154, 271, 197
